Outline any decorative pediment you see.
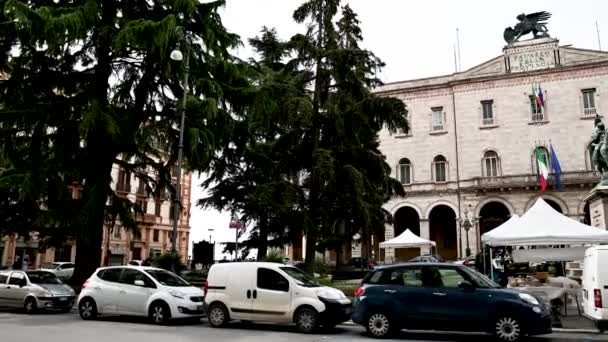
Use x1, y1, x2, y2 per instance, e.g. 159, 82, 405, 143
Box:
457, 56, 506, 79
560, 47, 608, 66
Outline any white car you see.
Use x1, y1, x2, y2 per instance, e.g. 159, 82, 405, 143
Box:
40, 262, 75, 281
204, 262, 351, 332
77, 266, 206, 324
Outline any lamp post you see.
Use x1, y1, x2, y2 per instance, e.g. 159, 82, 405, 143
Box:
170, 27, 190, 272
460, 209, 473, 257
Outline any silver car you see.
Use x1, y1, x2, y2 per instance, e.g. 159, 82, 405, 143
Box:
0, 270, 76, 313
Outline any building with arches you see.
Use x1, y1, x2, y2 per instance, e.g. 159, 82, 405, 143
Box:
375, 36, 606, 261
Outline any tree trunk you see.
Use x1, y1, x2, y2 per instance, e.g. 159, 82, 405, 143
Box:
256, 215, 269, 261
70, 161, 113, 286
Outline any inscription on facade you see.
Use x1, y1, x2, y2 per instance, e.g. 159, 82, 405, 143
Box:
510, 50, 556, 73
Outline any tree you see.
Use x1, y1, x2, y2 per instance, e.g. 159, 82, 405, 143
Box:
289, 1, 408, 267
0, 0, 248, 284
200, 27, 310, 260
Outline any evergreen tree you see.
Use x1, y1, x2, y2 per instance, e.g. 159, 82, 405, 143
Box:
0, 0, 247, 283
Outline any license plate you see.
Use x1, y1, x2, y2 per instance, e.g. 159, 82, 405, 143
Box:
196, 305, 204, 311
58, 297, 67, 301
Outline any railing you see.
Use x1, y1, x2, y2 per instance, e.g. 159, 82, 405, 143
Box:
467, 171, 600, 189
584, 107, 597, 116
531, 112, 545, 122
482, 117, 495, 126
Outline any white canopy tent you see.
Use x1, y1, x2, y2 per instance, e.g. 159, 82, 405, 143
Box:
481, 214, 520, 244
379, 229, 436, 249
483, 198, 608, 246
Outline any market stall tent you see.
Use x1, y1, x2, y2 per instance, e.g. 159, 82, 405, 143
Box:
483, 198, 608, 246
481, 214, 520, 244
379, 229, 436, 248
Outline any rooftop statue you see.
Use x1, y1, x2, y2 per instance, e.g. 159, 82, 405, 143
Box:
591, 116, 608, 181
504, 12, 552, 45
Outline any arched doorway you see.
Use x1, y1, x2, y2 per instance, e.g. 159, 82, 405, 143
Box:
544, 199, 563, 213
479, 201, 512, 236
429, 205, 457, 261
583, 202, 591, 225
393, 206, 420, 261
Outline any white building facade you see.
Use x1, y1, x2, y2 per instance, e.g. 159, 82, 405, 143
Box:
377, 37, 606, 262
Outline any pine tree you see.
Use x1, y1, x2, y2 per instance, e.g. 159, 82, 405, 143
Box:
0, 0, 247, 283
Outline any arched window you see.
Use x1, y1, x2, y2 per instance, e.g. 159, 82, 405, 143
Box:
483, 150, 500, 177
531, 146, 551, 174
398, 158, 412, 184
433, 155, 447, 182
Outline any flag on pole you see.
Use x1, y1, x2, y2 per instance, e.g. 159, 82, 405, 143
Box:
535, 146, 549, 192
537, 84, 545, 108
550, 143, 563, 191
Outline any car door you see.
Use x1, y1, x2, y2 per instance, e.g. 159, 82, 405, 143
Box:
0, 272, 10, 307
117, 268, 157, 315
420, 265, 490, 331
6, 272, 28, 306
249, 267, 291, 322
225, 264, 255, 320
94, 268, 125, 313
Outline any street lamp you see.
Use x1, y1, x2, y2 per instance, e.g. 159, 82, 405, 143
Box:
460, 209, 473, 257
170, 27, 190, 272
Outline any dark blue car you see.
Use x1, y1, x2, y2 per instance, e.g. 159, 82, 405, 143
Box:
352, 263, 552, 341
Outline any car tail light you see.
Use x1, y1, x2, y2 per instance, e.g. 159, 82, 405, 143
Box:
594, 289, 603, 308
354, 287, 365, 297
82, 279, 90, 289
203, 281, 208, 297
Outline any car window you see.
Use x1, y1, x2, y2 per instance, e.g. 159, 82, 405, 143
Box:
0, 273, 8, 284
59, 263, 74, 270
120, 269, 156, 288
257, 268, 289, 292
97, 268, 123, 283
365, 267, 422, 287
8, 272, 25, 286
27, 271, 62, 284
437, 268, 467, 288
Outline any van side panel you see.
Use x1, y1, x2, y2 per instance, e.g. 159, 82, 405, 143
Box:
598, 249, 608, 311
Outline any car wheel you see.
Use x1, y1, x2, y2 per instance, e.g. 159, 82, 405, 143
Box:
149, 301, 171, 325
78, 298, 98, 320
24, 297, 37, 314
207, 303, 229, 328
495, 316, 523, 341
366, 313, 393, 338
294, 307, 319, 333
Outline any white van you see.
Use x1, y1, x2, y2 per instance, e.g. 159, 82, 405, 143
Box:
204, 262, 351, 332
582, 245, 608, 332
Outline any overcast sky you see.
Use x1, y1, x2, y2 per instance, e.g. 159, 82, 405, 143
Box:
189, 0, 608, 259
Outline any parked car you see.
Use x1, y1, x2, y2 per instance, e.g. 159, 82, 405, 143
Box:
0, 270, 76, 313
77, 266, 205, 324
409, 255, 440, 263
40, 262, 75, 281
582, 245, 608, 332
352, 262, 551, 341
454, 255, 476, 268
204, 262, 351, 332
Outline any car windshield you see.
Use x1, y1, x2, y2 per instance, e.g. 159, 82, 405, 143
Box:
27, 271, 62, 284
463, 267, 500, 288
279, 267, 320, 287
144, 269, 190, 287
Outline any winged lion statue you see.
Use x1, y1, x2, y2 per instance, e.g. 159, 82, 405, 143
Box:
503, 11, 552, 45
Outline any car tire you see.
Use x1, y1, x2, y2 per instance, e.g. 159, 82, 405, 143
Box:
149, 301, 171, 325
494, 315, 523, 341
366, 312, 394, 338
78, 298, 98, 320
294, 307, 319, 333
24, 297, 37, 314
207, 303, 229, 328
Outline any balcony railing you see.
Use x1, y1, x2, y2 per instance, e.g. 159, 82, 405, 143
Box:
584, 107, 597, 116
466, 171, 600, 189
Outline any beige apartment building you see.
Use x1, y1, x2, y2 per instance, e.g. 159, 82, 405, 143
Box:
377, 36, 606, 262
0, 165, 192, 269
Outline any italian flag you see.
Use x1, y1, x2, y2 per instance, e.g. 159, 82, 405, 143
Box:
535, 147, 549, 192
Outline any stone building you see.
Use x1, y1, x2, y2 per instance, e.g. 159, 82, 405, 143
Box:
0, 165, 192, 269
376, 36, 606, 262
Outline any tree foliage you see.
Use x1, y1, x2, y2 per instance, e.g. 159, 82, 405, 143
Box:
0, 0, 247, 283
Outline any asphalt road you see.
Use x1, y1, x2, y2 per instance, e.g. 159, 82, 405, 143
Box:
0, 310, 605, 342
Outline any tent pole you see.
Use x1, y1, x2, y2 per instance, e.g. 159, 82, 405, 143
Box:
490, 247, 494, 282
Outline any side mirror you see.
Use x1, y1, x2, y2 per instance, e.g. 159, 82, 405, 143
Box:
134, 280, 145, 287
458, 280, 474, 290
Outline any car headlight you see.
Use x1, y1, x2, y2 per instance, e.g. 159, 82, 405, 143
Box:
519, 293, 540, 306
317, 289, 346, 301
168, 289, 185, 299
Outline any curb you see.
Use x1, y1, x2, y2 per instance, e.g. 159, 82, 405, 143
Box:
339, 321, 603, 334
